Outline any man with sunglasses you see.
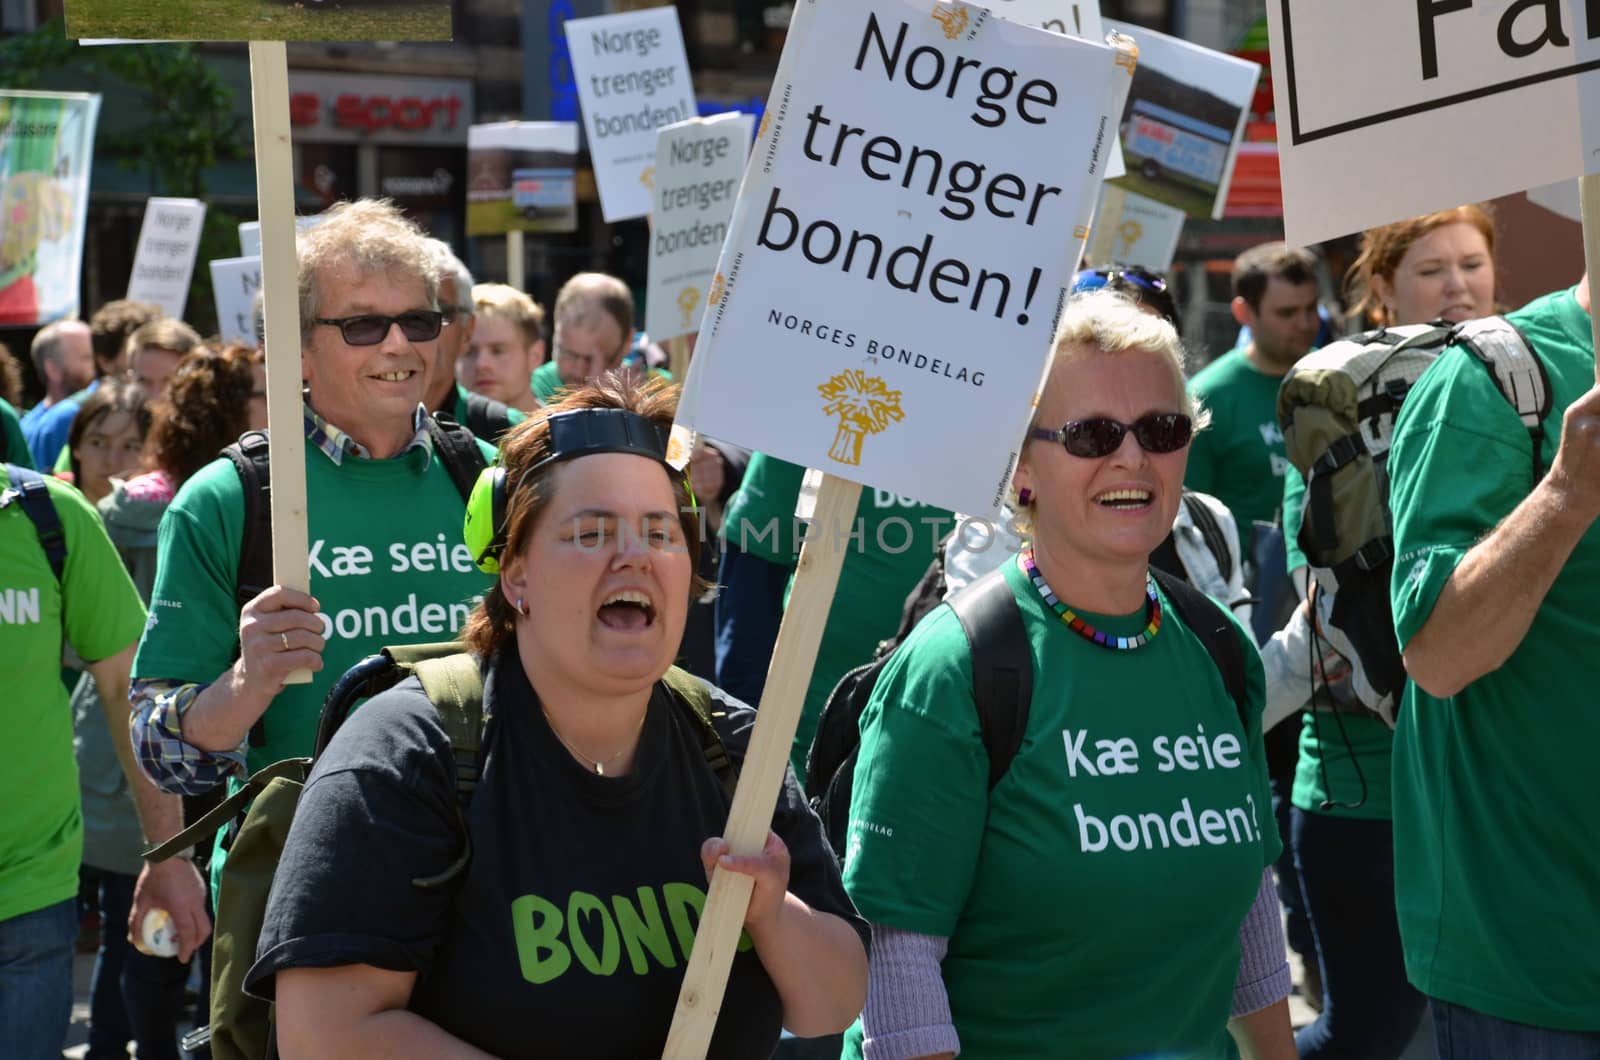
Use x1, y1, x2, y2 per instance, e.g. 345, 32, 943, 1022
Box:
126, 201, 498, 928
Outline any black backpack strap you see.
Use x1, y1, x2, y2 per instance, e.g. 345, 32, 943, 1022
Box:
1182, 491, 1234, 585
1152, 567, 1250, 730
1147, 530, 1185, 583
427, 412, 490, 506
224, 430, 274, 750
462, 391, 515, 444
3, 464, 67, 581
947, 568, 1033, 790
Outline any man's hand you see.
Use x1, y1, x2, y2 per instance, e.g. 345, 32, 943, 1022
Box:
131, 857, 211, 963
1547, 382, 1600, 525
235, 586, 326, 697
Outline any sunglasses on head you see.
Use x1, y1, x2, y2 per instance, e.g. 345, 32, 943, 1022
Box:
314, 310, 445, 346
1071, 267, 1167, 296
1031, 413, 1193, 458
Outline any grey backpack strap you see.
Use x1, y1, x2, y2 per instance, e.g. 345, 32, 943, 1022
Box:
1451, 316, 1552, 480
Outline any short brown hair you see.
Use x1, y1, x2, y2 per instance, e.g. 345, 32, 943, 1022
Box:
89, 300, 164, 364
472, 283, 546, 347
1344, 204, 1497, 328
461, 373, 704, 659
1232, 242, 1318, 311
67, 377, 152, 484
552, 272, 633, 347
147, 344, 262, 486
129, 318, 203, 364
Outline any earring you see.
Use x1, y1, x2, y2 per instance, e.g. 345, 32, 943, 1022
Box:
1018, 488, 1034, 506
514, 597, 528, 617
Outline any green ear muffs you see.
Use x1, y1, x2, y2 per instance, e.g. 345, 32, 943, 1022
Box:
464, 464, 508, 574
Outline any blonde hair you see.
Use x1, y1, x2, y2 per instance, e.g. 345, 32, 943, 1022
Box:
128, 318, 202, 365
296, 199, 439, 341
472, 283, 546, 347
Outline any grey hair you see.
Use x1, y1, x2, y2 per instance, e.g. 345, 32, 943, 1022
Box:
426, 237, 475, 317
29, 320, 84, 376
297, 199, 439, 343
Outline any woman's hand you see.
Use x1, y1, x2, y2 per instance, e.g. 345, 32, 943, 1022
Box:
700, 830, 790, 935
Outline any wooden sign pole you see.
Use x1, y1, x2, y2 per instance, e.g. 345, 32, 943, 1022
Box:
1579, 174, 1600, 384
662, 473, 862, 1058
507, 228, 526, 291
667, 335, 690, 382
248, 41, 311, 685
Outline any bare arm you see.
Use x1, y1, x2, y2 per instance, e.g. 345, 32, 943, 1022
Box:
1228, 998, 1297, 1060
181, 585, 325, 752
1403, 384, 1600, 698
275, 965, 495, 1060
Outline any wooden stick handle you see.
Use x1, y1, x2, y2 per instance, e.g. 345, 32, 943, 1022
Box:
662, 474, 863, 1058
249, 41, 311, 686
667, 335, 690, 382
1579, 173, 1600, 385
507, 228, 526, 291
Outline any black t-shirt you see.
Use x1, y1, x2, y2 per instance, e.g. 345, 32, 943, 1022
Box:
247, 647, 866, 1059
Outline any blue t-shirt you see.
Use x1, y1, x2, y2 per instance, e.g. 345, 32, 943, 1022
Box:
23, 379, 97, 470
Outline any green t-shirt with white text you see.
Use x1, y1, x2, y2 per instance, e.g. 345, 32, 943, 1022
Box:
720, 453, 954, 775
133, 439, 497, 775
0, 467, 146, 923
842, 559, 1277, 1059
1186, 349, 1290, 553
1388, 286, 1600, 1030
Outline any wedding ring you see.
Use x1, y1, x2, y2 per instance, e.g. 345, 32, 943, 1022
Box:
281, 632, 291, 652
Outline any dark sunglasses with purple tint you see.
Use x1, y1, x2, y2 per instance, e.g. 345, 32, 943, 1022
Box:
1031, 413, 1193, 458
313, 310, 445, 346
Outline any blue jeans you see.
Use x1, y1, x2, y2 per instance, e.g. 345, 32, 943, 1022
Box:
1272, 777, 1314, 961
1292, 808, 1425, 1059
1433, 998, 1600, 1059
0, 896, 77, 1060
84, 869, 197, 1060
713, 545, 791, 706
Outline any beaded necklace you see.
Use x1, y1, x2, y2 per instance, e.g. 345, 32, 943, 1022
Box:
1021, 549, 1161, 650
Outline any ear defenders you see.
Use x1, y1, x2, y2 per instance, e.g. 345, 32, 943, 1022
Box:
463, 407, 690, 575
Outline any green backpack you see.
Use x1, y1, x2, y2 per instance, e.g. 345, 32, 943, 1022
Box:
145, 644, 735, 1060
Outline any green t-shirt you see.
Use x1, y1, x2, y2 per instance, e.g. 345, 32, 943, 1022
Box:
1388, 286, 1600, 1030
720, 453, 954, 774
843, 559, 1277, 1059
1, 398, 31, 469
532, 361, 564, 406
0, 466, 146, 922
1281, 467, 1306, 574
133, 439, 497, 774
1186, 349, 1290, 552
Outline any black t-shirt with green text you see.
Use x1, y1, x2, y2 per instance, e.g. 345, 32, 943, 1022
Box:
249, 648, 866, 1058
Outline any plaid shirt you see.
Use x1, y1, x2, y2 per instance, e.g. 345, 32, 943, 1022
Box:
130, 404, 433, 795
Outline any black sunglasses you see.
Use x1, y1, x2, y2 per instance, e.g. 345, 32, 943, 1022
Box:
1032, 413, 1193, 458
313, 310, 445, 346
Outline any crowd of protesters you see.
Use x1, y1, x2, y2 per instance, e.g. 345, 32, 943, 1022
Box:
1, 191, 1596, 1060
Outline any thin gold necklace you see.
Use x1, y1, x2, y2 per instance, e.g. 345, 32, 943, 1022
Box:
542, 705, 649, 776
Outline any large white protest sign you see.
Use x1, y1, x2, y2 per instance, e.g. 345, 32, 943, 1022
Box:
126, 197, 206, 318
675, 0, 1132, 518
1529, 180, 1583, 222
1088, 184, 1184, 272
646, 112, 754, 344
1267, 0, 1600, 246
565, 7, 696, 223
1104, 19, 1257, 221
980, 0, 1123, 176
210, 256, 262, 345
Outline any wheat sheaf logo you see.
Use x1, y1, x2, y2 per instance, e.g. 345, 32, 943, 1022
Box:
676, 286, 701, 330
819, 371, 905, 467
931, 3, 968, 39
640, 166, 656, 190
1118, 219, 1145, 256
707, 272, 726, 306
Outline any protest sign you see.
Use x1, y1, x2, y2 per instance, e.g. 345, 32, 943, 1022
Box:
64, 0, 450, 42
1087, 184, 1184, 272
645, 112, 754, 345
239, 221, 261, 258
980, 0, 1124, 176
564, 7, 697, 222
1264, 0, 1600, 247
0, 91, 100, 326
126, 197, 207, 319
1104, 19, 1258, 220
210, 256, 262, 346
663, 4, 1131, 1052
674, 0, 1129, 518
466, 121, 580, 236
1529, 181, 1582, 222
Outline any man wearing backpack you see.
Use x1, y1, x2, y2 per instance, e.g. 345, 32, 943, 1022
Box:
1387, 274, 1600, 1054
128, 200, 496, 837
424, 241, 523, 442
0, 462, 161, 1060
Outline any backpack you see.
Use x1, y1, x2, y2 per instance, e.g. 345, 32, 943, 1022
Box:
460, 390, 515, 444
1, 463, 67, 582
1277, 316, 1551, 725
803, 564, 1250, 864
146, 645, 735, 1060
223, 412, 489, 748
